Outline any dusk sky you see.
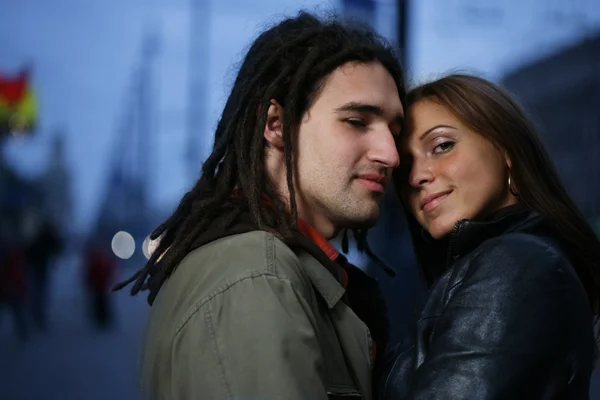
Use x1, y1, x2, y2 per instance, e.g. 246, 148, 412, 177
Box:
1, 0, 599, 233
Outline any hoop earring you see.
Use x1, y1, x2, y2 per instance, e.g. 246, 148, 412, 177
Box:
508, 174, 519, 196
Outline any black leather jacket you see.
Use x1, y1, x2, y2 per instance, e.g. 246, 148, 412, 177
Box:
381, 205, 595, 399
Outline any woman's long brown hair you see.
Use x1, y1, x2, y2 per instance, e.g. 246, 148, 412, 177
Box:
397, 74, 600, 351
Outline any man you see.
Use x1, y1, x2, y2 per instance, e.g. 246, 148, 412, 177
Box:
117, 12, 405, 400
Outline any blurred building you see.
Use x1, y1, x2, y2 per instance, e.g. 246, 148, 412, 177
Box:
41, 131, 72, 238
0, 67, 38, 242
0, 162, 39, 242
186, 0, 210, 182
342, 0, 376, 27
502, 32, 600, 231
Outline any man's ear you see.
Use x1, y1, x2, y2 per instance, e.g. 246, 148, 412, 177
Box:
264, 99, 284, 149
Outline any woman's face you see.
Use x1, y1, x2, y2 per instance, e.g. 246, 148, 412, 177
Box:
400, 99, 518, 239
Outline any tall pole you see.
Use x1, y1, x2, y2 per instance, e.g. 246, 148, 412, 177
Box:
136, 28, 159, 210
397, 0, 409, 72
186, 0, 210, 184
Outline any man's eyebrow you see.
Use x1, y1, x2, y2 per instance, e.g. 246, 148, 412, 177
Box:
334, 102, 384, 115
334, 101, 405, 128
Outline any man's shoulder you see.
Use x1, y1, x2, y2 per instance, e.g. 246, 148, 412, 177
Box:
160, 231, 311, 306
148, 231, 317, 337
186, 230, 304, 275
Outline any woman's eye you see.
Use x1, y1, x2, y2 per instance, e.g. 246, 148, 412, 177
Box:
433, 141, 455, 154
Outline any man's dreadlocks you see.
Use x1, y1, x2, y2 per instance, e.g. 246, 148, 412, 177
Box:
115, 11, 406, 296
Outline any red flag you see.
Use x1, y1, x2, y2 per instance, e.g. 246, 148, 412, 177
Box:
0, 70, 29, 106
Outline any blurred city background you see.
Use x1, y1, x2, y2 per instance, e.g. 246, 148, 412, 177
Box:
1, 0, 599, 399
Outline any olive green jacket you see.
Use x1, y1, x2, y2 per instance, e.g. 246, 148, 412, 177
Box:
139, 231, 376, 400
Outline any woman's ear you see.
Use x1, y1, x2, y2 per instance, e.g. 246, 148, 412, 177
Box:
505, 152, 512, 169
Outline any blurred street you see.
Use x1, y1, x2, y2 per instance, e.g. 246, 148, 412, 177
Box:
0, 267, 148, 400
2, 265, 600, 399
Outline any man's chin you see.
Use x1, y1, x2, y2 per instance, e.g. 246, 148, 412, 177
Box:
346, 210, 380, 230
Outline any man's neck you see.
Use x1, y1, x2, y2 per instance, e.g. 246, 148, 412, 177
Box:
296, 217, 340, 262
295, 208, 338, 240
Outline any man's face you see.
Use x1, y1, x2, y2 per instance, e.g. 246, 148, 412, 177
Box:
292, 61, 404, 237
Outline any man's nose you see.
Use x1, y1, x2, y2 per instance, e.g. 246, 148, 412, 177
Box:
367, 129, 400, 169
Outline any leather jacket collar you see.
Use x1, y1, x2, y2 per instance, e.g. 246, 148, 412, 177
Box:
409, 203, 550, 286
447, 204, 544, 263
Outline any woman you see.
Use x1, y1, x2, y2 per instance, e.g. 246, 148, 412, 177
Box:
381, 74, 600, 399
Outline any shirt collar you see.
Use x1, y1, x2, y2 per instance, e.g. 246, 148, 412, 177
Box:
296, 218, 340, 261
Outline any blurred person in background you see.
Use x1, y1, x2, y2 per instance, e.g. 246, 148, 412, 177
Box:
0, 226, 29, 342
26, 217, 63, 331
83, 239, 116, 330
116, 11, 406, 400
381, 74, 600, 399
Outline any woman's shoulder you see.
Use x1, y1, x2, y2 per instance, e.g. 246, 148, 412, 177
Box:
465, 231, 575, 285
479, 231, 560, 256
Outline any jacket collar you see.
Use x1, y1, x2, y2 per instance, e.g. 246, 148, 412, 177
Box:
409, 204, 549, 285
447, 204, 544, 262
284, 233, 347, 309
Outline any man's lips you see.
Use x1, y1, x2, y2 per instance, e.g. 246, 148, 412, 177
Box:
421, 190, 453, 212
356, 173, 387, 193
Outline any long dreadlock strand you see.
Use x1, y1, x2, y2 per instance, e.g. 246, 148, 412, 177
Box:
341, 230, 350, 254
353, 228, 396, 277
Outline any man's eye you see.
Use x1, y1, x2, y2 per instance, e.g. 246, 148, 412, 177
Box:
346, 119, 366, 128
